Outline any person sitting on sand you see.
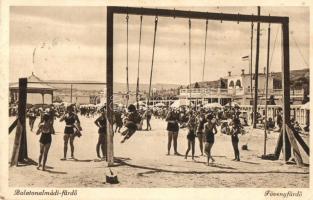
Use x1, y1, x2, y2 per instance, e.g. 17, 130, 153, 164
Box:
120, 104, 141, 143
36, 112, 54, 171
94, 109, 107, 159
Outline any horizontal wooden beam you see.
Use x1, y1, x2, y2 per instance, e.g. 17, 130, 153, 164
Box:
109, 6, 288, 24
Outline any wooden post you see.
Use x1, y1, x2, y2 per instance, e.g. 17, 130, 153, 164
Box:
281, 20, 292, 162
253, 6, 261, 128
10, 78, 28, 166
106, 8, 114, 166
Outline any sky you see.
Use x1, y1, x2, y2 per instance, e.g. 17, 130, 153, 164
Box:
10, 6, 309, 86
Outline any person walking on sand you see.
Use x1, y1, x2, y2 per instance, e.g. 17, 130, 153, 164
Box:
94, 109, 107, 159
36, 112, 54, 171
185, 110, 197, 160
60, 105, 81, 160
204, 113, 217, 166
166, 108, 180, 155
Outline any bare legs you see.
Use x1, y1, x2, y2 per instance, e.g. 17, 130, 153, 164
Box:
62, 134, 75, 160
185, 140, 195, 160
96, 134, 106, 158
204, 142, 215, 166
38, 143, 51, 171
167, 131, 179, 155
197, 133, 204, 156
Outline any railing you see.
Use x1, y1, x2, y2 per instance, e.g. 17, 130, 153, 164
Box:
240, 105, 309, 126
180, 88, 304, 97
180, 88, 244, 96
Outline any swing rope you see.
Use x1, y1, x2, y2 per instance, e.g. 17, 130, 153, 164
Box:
147, 16, 158, 106
136, 15, 143, 109
202, 19, 208, 83
188, 18, 192, 107
126, 14, 130, 107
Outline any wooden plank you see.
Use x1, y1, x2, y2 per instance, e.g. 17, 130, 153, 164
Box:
9, 118, 18, 134
290, 125, 309, 156
274, 130, 283, 159
286, 125, 303, 166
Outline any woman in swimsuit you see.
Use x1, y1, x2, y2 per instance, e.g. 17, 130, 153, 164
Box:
196, 109, 206, 156
204, 113, 218, 166
165, 108, 180, 155
36, 112, 54, 171
28, 107, 37, 132
185, 111, 197, 160
60, 105, 81, 160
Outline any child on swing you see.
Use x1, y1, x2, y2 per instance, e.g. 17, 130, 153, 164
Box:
36, 112, 54, 171
121, 104, 141, 143
185, 110, 197, 160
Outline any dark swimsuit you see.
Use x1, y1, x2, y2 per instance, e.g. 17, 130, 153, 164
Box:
96, 116, 107, 134
64, 114, 79, 134
166, 112, 179, 133
40, 132, 52, 144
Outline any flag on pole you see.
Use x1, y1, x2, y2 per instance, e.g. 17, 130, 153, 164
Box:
242, 55, 249, 61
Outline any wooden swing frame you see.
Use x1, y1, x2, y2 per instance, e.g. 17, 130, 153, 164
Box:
106, 6, 309, 166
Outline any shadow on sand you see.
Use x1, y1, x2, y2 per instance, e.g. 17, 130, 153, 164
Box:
114, 158, 309, 176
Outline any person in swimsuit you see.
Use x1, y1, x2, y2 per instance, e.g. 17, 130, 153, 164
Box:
114, 109, 123, 133
185, 110, 197, 160
27, 107, 37, 132
196, 109, 206, 156
145, 108, 152, 131
36, 112, 54, 171
204, 113, 218, 166
60, 105, 81, 160
166, 108, 180, 155
230, 115, 241, 161
94, 109, 107, 159
120, 104, 141, 143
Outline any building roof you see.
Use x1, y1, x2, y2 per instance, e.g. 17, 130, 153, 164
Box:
9, 72, 56, 93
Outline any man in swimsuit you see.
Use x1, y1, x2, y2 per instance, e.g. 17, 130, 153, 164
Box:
60, 105, 81, 160
94, 109, 107, 159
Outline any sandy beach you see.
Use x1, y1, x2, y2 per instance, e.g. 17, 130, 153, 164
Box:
9, 116, 309, 188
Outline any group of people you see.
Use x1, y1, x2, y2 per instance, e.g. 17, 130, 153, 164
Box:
165, 106, 243, 166
27, 101, 306, 170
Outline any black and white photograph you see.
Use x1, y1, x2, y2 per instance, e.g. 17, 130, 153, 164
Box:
2, 1, 312, 199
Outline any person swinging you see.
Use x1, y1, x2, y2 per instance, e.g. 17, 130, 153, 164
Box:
120, 104, 142, 143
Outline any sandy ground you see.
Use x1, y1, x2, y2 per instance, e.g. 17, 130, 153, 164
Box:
9, 115, 309, 188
